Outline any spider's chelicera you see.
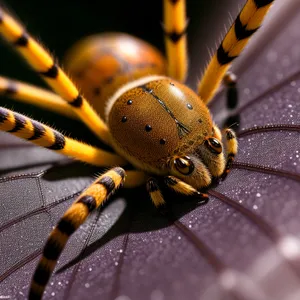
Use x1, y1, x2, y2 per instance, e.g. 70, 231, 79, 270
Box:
0, 0, 274, 299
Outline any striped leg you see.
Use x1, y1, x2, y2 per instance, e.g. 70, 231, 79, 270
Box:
0, 106, 126, 166
164, 176, 208, 202
197, 0, 274, 104
223, 72, 240, 129
222, 128, 238, 179
29, 167, 125, 300
223, 72, 238, 110
0, 76, 76, 119
163, 0, 188, 82
0, 8, 110, 143
147, 178, 166, 207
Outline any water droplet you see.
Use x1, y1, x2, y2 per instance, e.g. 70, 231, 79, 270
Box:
267, 50, 277, 62
253, 205, 258, 210
115, 262, 119, 266
151, 289, 165, 300
85, 283, 90, 288
244, 88, 250, 95
115, 296, 132, 300
178, 236, 182, 240
256, 193, 261, 197
51, 292, 55, 296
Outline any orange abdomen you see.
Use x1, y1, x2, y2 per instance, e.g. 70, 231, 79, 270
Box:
65, 33, 166, 118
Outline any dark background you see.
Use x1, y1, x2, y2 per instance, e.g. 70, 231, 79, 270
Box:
0, 0, 245, 144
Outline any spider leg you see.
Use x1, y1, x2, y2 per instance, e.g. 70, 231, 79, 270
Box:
28, 167, 125, 300
223, 72, 238, 110
197, 0, 274, 104
0, 76, 77, 119
164, 176, 208, 202
223, 72, 241, 129
0, 9, 110, 144
163, 0, 188, 82
147, 176, 209, 209
222, 128, 238, 179
146, 177, 166, 207
0, 106, 126, 166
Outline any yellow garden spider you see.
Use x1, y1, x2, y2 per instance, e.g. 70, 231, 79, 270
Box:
0, 1, 274, 299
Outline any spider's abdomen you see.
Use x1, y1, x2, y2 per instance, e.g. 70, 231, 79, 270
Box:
106, 76, 213, 174
65, 33, 166, 118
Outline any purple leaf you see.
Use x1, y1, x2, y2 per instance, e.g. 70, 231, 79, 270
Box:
1, 1, 300, 300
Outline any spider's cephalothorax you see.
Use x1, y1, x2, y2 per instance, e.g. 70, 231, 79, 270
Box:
0, 0, 274, 299
106, 76, 225, 189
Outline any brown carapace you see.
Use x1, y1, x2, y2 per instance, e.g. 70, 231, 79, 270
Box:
0, 0, 274, 299
107, 76, 222, 189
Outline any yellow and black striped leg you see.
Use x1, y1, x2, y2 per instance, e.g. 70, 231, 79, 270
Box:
223, 72, 240, 130
222, 128, 238, 179
0, 76, 77, 119
146, 178, 166, 207
197, 0, 274, 104
0, 106, 126, 166
164, 176, 208, 203
0, 8, 110, 143
163, 0, 188, 82
29, 167, 125, 300
223, 72, 238, 110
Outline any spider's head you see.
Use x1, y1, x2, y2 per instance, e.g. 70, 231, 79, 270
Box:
168, 132, 226, 190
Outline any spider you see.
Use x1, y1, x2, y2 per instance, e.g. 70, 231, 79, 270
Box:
0, 0, 274, 299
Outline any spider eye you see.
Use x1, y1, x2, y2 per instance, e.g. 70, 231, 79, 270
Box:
173, 156, 194, 175
205, 138, 222, 154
